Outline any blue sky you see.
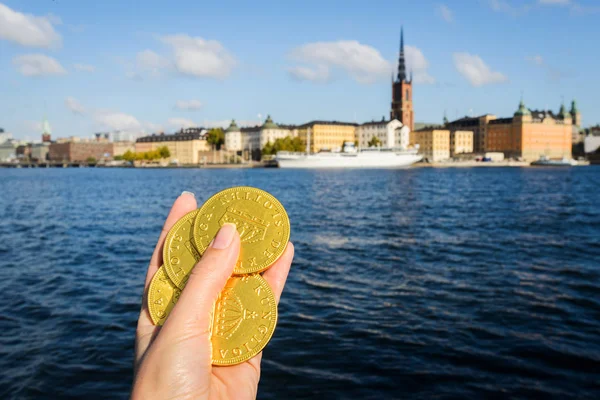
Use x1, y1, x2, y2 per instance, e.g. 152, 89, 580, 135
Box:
1, 0, 599, 140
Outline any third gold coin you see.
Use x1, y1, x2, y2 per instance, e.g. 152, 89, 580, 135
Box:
163, 209, 201, 289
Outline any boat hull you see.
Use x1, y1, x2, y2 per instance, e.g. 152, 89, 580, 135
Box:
276, 152, 423, 169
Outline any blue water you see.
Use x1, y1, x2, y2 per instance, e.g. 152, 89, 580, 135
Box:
0, 167, 599, 399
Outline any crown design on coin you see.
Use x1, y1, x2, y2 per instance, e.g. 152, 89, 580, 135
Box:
214, 288, 257, 339
219, 207, 270, 244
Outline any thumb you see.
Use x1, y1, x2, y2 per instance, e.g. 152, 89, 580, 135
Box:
163, 223, 240, 337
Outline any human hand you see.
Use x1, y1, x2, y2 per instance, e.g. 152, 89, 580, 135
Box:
132, 192, 294, 399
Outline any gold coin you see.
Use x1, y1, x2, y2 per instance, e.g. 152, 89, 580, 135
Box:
193, 187, 290, 275
211, 274, 278, 366
147, 266, 181, 326
163, 210, 201, 289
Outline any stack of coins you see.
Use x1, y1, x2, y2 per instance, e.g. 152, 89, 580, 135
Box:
147, 186, 291, 366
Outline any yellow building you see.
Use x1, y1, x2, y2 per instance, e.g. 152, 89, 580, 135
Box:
112, 141, 135, 157
450, 130, 474, 157
410, 128, 450, 162
295, 121, 357, 153
135, 131, 210, 164
486, 99, 572, 161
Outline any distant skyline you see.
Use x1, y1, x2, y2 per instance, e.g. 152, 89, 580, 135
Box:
1, 0, 599, 140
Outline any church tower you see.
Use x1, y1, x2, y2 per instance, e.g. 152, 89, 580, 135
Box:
390, 27, 414, 131
42, 117, 52, 143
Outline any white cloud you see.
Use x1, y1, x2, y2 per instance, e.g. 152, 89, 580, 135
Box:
0, 3, 61, 48
539, 0, 570, 4
136, 49, 169, 77
143, 122, 164, 133
289, 40, 391, 84
287, 65, 330, 83
436, 4, 454, 23
23, 120, 43, 133
74, 63, 95, 72
404, 45, 435, 84
168, 118, 196, 129
488, 0, 531, 16
13, 54, 67, 76
526, 55, 544, 66
453, 52, 508, 86
160, 34, 235, 79
65, 97, 85, 115
201, 119, 262, 128
175, 100, 203, 111
525, 55, 562, 81
96, 112, 142, 131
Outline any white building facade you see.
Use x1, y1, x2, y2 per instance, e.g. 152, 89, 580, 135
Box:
225, 116, 292, 152
0, 130, 12, 145
356, 119, 410, 149
224, 120, 243, 151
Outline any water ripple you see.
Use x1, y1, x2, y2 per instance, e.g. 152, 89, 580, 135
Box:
0, 167, 599, 399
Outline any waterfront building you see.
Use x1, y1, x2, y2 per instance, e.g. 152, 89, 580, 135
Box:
49, 142, 113, 162
135, 130, 210, 164
296, 121, 357, 153
410, 128, 450, 162
584, 135, 600, 154
240, 126, 261, 153
0, 140, 17, 162
16, 144, 31, 160
109, 130, 146, 143
570, 100, 583, 144
42, 118, 52, 143
445, 114, 496, 154
390, 27, 414, 131
225, 116, 292, 152
356, 118, 409, 149
31, 143, 50, 162
486, 99, 572, 161
450, 130, 474, 157
224, 120, 242, 151
112, 141, 135, 157
0, 129, 12, 145
259, 115, 292, 149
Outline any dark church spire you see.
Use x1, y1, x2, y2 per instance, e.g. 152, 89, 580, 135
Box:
397, 26, 406, 82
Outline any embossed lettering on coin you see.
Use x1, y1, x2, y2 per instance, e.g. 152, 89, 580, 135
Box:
194, 187, 290, 275
164, 209, 200, 289
211, 274, 278, 366
147, 266, 181, 326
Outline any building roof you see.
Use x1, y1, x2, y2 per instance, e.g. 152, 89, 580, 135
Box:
137, 130, 206, 142
42, 118, 52, 134
225, 119, 239, 133
262, 115, 279, 130
413, 126, 448, 132
489, 117, 513, 125
359, 117, 399, 126
530, 109, 558, 120
445, 115, 492, 126
240, 126, 261, 133
514, 99, 531, 117
298, 120, 358, 128
570, 99, 579, 114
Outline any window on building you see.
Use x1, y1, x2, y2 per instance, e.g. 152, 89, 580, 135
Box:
405, 89, 409, 101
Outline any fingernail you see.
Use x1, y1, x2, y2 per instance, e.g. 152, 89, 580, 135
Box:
181, 191, 195, 198
211, 223, 236, 249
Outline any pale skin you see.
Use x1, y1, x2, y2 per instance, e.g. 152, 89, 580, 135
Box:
132, 192, 294, 399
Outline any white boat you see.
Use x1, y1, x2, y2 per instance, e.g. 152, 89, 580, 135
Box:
530, 155, 579, 167
276, 142, 422, 169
